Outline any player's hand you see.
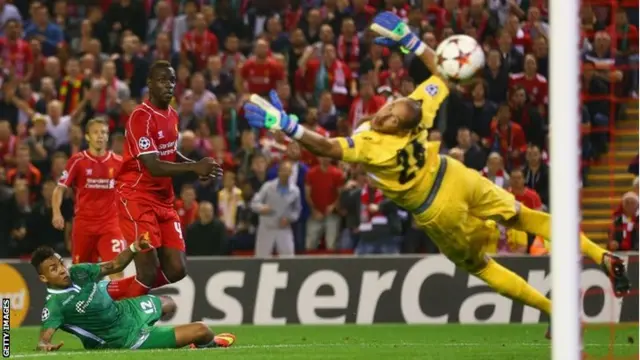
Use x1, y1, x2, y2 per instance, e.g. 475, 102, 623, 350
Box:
193, 157, 220, 177
312, 209, 324, 220
279, 217, 289, 228
52, 213, 65, 230
37, 341, 64, 352
370, 12, 424, 54
243, 90, 301, 138
133, 232, 153, 252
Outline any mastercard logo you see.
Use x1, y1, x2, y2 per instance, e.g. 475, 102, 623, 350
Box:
0, 263, 30, 327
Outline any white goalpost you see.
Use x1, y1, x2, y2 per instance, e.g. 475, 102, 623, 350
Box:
549, 0, 582, 359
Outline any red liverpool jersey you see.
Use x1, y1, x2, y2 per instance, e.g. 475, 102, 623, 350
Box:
58, 150, 122, 222
240, 58, 284, 95
118, 100, 180, 207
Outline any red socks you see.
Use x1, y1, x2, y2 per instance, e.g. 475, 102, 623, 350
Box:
106, 267, 171, 300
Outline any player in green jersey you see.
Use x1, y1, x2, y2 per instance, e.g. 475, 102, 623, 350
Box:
31, 238, 236, 352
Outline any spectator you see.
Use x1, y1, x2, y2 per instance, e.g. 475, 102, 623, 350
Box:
247, 152, 268, 193
240, 38, 285, 96
483, 48, 510, 104
146, 1, 175, 51
218, 170, 243, 233
25, 179, 67, 256
59, 58, 91, 116
509, 85, 545, 148
509, 167, 543, 211
305, 157, 344, 251
265, 14, 289, 54
509, 54, 548, 116
24, 5, 64, 57
532, 36, 548, 78
251, 160, 301, 257
456, 127, 486, 171
448, 147, 464, 163
175, 183, 199, 235
7, 144, 42, 196
234, 130, 260, 179
0, 1, 21, 37
205, 55, 234, 98
353, 182, 401, 255
485, 103, 527, 170
468, 79, 498, 143
1, 19, 33, 82
106, 0, 148, 42
299, 108, 330, 167
0, 119, 17, 168
7, 180, 31, 256
48, 152, 67, 182
299, 44, 356, 111
185, 200, 228, 256
316, 91, 340, 131
42, 100, 73, 148
523, 144, 550, 209
180, 12, 219, 72
496, 29, 523, 74
221, 34, 246, 76
26, 115, 56, 172
209, 134, 235, 171
348, 79, 386, 130
609, 192, 639, 252
481, 152, 510, 190
114, 35, 149, 98
149, 32, 179, 69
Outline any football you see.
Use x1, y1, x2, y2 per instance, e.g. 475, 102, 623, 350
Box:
435, 35, 485, 81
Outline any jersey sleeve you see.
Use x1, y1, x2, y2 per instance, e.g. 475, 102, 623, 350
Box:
69, 263, 102, 286
126, 109, 158, 157
58, 154, 82, 188
41, 299, 63, 330
335, 126, 382, 164
408, 75, 450, 129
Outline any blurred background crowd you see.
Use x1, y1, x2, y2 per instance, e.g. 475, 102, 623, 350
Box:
0, 0, 637, 259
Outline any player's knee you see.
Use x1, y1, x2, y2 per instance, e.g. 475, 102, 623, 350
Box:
164, 263, 187, 283
194, 321, 213, 339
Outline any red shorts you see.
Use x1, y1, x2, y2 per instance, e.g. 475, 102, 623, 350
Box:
118, 199, 185, 252
72, 219, 125, 264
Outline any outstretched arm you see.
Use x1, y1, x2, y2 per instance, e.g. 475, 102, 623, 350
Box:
295, 129, 344, 160
37, 329, 63, 352
98, 235, 151, 277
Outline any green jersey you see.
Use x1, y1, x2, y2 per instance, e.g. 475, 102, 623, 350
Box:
41, 264, 162, 349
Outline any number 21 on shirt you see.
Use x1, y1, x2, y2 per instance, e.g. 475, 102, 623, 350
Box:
396, 139, 426, 185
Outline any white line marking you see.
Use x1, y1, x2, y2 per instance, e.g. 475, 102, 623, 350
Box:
10, 342, 634, 358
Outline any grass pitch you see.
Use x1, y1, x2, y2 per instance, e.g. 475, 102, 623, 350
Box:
7, 324, 639, 360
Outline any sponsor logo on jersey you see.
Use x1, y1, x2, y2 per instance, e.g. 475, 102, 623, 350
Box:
0, 264, 30, 327
138, 137, 151, 151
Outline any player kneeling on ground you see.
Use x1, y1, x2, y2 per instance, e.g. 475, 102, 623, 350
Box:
32, 239, 235, 352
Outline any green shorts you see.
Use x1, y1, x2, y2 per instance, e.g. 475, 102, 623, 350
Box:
119, 295, 177, 349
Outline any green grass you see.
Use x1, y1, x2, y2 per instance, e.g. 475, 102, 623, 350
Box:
7, 324, 639, 360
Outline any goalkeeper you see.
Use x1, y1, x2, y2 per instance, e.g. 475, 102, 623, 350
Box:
242, 12, 631, 338
32, 239, 236, 352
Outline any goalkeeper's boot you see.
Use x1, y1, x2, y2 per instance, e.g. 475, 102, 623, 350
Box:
601, 253, 631, 297
190, 333, 236, 349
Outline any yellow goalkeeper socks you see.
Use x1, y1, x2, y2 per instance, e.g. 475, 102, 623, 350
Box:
475, 258, 552, 316
512, 206, 607, 265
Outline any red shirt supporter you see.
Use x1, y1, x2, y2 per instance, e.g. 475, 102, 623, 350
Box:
509, 168, 543, 211
300, 124, 330, 168
348, 84, 386, 129
0, 129, 17, 168
299, 45, 353, 109
485, 106, 528, 169
175, 199, 198, 232
377, 52, 407, 94
59, 150, 122, 222
0, 20, 33, 80
509, 55, 548, 107
118, 100, 180, 207
241, 39, 284, 95
306, 159, 345, 214
181, 14, 219, 71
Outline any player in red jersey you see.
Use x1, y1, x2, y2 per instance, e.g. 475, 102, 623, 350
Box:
109, 60, 222, 300
52, 118, 126, 279
0, 19, 34, 82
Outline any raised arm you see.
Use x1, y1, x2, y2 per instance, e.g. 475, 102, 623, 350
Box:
97, 234, 152, 277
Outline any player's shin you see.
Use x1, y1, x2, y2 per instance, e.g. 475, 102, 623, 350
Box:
509, 205, 607, 264
473, 258, 552, 316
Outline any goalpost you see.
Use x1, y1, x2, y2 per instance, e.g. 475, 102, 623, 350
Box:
549, 0, 581, 359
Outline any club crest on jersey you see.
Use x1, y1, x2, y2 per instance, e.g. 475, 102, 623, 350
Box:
138, 137, 151, 150
158, 130, 164, 139
41, 307, 50, 321
59, 170, 68, 182
86, 169, 93, 176
425, 84, 438, 96
109, 168, 114, 178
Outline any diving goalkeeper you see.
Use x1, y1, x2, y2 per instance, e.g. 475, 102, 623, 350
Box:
242, 12, 631, 338
32, 239, 235, 352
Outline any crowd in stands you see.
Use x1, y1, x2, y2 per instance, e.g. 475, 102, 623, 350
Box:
0, 0, 637, 258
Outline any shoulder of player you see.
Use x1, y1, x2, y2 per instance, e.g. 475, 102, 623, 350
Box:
109, 151, 123, 162
129, 106, 154, 121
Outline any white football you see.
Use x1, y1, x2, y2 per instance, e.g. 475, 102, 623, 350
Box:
435, 35, 485, 80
